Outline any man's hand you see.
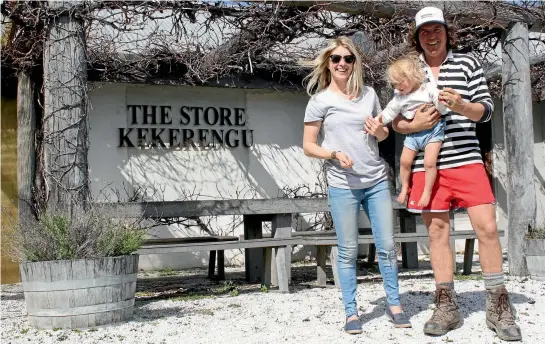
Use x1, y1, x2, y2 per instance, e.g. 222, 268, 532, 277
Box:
412, 103, 441, 131
439, 88, 465, 114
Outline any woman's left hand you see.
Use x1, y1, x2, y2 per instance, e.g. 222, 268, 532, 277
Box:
365, 116, 388, 141
439, 88, 466, 113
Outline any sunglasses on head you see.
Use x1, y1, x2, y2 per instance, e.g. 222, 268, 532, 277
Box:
329, 54, 355, 64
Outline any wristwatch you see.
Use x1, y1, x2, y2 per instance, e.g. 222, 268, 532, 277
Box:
330, 151, 337, 160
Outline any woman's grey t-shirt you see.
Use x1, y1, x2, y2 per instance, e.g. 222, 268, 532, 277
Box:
304, 86, 388, 189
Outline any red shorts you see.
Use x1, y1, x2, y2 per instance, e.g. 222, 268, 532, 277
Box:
406, 163, 495, 213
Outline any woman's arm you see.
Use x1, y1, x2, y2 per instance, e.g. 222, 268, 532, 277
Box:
303, 121, 334, 159
303, 120, 354, 168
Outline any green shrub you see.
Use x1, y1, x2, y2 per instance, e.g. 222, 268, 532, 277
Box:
7, 205, 149, 262
98, 224, 147, 257
526, 223, 545, 240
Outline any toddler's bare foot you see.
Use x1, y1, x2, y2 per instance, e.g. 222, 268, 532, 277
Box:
418, 193, 431, 207
397, 189, 408, 204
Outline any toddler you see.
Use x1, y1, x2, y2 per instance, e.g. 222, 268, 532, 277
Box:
376, 55, 448, 207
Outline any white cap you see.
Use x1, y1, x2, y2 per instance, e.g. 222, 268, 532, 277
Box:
415, 7, 446, 31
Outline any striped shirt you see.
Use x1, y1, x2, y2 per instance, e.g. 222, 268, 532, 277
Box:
412, 50, 494, 172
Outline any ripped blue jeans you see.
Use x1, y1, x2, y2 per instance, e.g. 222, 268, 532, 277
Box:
328, 180, 400, 318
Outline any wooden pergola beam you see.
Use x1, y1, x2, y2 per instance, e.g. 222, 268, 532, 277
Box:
291, 1, 544, 32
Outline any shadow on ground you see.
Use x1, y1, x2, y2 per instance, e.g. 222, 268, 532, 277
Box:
134, 256, 473, 302
357, 289, 531, 327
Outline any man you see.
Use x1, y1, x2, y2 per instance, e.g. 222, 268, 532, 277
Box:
392, 6, 522, 341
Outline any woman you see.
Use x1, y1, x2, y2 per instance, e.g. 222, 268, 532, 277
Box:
392, 7, 521, 341
302, 36, 411, 334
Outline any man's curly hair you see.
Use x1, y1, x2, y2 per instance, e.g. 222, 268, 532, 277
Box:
407, 22, 459, 54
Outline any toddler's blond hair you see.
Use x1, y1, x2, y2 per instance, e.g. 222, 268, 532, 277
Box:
386, 55, 425, 90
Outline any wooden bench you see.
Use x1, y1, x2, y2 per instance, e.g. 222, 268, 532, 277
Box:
103, 198, 490, 293
139, 234, 300, 292
143, 236, 239, 280
297, 229, 505, 287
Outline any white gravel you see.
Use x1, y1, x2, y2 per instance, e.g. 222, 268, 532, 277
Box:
2, 258, 544, 344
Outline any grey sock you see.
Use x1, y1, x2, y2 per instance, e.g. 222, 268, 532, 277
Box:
484, 272, 505, 291
436, 281, 454, 290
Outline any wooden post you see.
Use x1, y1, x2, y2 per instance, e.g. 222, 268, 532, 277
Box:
449, 210, 457, 273
393, 131, 405, 195
208, 250, 216, 279
43, 1, 89, 213
330, 246, 340, 289
17, 71, 36, 223
463, 239, 476, 275
272, 214, 292, 292
262, 248, 273, 288
400, 210, 418, 269
316, 246, 327, 286
243, 215, 263, 282
502, 22, 535, 276
217, 250, 225, 280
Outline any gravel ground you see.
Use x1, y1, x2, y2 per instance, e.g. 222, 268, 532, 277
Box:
2, 256, 544, 344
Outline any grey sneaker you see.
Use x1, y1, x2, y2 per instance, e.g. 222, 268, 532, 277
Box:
486, 286, 522, 341
344, 318, 362, 334
385, 306, 412, 328
423, 287, 463, 336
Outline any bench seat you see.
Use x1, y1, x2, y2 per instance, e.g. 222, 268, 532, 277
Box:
300, 230, 505, 287
137, 223, 504, 292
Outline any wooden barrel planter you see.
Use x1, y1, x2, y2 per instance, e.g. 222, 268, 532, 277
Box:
20, 255, 139, 329
524, 238, 545, 281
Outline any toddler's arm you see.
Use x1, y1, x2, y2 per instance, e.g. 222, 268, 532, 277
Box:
380, 96, 403, 126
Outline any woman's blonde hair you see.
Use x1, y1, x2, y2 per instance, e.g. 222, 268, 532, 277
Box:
303, 36, 364, 98
386, 54, 425, 89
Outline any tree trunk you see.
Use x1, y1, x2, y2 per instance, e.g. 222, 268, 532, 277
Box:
502, 22, 535, 276
43, 1, 89, 214
17, 71, 37, 222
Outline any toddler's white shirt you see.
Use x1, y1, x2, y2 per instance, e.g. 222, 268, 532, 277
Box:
381, 83, 448, 125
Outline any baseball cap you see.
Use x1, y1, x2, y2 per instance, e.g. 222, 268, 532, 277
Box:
415, 7, 446, 31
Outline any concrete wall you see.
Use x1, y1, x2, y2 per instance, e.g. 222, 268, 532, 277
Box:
88, 83, 328, 270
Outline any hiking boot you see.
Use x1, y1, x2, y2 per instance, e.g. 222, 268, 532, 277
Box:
486, 286, 522, 341
423, 287, 463, 336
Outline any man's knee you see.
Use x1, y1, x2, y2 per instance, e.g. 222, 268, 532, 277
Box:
475, 220, 499, 242
427, 217, 450, 243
